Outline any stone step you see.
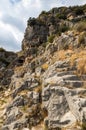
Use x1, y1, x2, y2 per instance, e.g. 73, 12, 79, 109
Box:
55, 67, 77, 73
57, 71, 75, 77
62, 75, 81, 81
60, 80, 86, 88
57, 71, 86, 79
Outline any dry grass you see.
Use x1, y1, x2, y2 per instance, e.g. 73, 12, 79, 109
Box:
75, 21, 86, 32
15, 66, 25, 72
33, 86, 42, 93
18, 90, 28, 96
52, 50, 73, 63
17, 50, 24, 57
43, 125, 48, 130
78, 32, 86, 47
70, 50, 86, 75
51, 49, 86, 75
77, 58, 86, 75
70, 53, 78, 66
14, 66, 26, 77
42, 63, 49, 70
58, 50, 66, 60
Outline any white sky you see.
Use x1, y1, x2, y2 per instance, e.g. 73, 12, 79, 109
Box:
0, 0, 86, 52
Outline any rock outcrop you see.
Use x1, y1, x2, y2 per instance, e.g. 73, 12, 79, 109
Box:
0, 48, 17, 90
0, 4, 86, 130
42, 60, 86, 129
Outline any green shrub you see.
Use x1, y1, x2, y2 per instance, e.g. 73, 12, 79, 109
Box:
59, 25, 69, 33
41, 11, 47, 15
28, 17, 36, 26
48, 35, 55, 43
0, 48, 5, 52
75, 8, 84, 15
56, 13, 67, 20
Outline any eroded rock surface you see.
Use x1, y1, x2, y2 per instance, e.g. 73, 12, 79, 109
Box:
0, 4, 86, 130
1, 58, 86, 130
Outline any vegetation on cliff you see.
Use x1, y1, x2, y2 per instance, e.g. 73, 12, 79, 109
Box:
0, 4, 86, 130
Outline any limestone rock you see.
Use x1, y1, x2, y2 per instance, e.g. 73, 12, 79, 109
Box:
1, 4, 86, 130
22, 18, 49, 52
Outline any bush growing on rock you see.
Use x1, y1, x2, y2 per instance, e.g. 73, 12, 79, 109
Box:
27, 17, 36, 26
48, 35, 55, 43
75, 8, 84, 15
0, 47, 5, 52
56, 13, 67, 20
59, 24, 69, 33
40, 11, 47, 15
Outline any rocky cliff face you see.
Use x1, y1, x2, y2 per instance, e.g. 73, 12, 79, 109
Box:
0, 48, 17, 90
0, 4, 86, 130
